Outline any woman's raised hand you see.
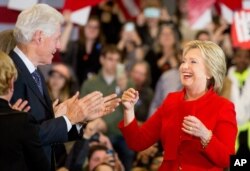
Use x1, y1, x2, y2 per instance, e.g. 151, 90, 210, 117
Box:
121, 88, 139, 111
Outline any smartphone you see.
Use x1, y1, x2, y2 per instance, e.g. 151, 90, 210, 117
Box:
124, 22, 135, 32
106, 149, 115, 164
143, 7, 160, 18
116, 63, 126, 78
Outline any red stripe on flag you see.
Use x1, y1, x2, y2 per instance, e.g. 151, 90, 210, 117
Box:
218, 0, 242, 11
0, 7, 20, 23
63, 0, 103, 11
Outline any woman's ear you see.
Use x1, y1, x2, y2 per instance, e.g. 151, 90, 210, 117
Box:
9, 78, 15, 92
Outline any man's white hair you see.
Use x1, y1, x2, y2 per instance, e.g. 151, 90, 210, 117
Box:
14, 3, 64, 43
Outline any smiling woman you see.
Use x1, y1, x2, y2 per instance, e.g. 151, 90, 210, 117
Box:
118, 40, 237, 171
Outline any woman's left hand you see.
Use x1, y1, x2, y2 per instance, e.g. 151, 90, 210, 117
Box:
182, 115, 211, 140
11, 99, 30, 112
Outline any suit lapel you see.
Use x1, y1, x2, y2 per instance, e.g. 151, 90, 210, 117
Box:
10, 51, 53, 113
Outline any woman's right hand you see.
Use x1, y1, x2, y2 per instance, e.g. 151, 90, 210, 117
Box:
121, 88, 139, 111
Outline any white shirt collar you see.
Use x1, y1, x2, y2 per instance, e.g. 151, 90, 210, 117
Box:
13, 46, 36, 73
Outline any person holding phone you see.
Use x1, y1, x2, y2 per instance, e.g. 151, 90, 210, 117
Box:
119, 41, 237, 170
117, 22, 144, 71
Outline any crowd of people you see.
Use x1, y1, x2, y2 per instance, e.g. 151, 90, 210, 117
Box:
0, 0, 249, 171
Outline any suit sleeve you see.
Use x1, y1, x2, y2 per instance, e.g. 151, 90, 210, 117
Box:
202, 101, 237, 167
11, 75, 73, 145
118, 99, 166, 151
21, 114, 50, 171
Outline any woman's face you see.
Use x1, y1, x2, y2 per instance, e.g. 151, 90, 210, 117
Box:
84, 19, 100, 40
48, 72, 67, 92
179, 48, 209, 91
159, 26, 175, 48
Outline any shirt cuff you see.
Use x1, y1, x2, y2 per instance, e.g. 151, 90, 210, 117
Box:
62, 115, 72, 132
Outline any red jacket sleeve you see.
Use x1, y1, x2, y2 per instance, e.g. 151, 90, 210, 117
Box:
118, 102, 165, 151
202, 101, 237, 167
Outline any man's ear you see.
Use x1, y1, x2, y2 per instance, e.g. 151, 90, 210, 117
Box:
32, 30, 43, 44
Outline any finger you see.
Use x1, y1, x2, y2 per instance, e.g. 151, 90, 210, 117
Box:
79, 91, 103, 103
23, 106, 31, 112
105, 97, 121, 104
103, 93, 118, 102
69, 91, 80, 103
181, 127, 193, 135
12, 99, 22, 108
86, 98, 104, 111
82, 95, 104, 108
17, 100, 28, 110
53, 99, 59, 108
121, 95, 134, 102
127, 88, 136, 94
183, 118, 195, 126
184, 115, 199, 122
124, 91, 136, 98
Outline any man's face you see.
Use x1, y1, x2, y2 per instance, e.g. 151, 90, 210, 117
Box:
131, 63, 148, 87
101, 52, 120, 75
36, 25, 61, 65
234, 50, 250, 72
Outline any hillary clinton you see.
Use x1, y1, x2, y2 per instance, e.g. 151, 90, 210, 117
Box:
120, 40, 237, 171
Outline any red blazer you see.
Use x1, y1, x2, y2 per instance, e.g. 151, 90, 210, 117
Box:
119, 89, 237, 171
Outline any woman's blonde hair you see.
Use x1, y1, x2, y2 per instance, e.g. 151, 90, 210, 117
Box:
183, 40, 226, 93
0, 51, 17, 95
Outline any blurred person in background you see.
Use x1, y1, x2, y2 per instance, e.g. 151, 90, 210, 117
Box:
149, 153, 163, 171
173, 0, 195, 42
132, 143, 161, 169
120, 41, 237, 170
60, 118, 113, 171
80, 45, 134, 171
195, 30, 211, 41
117, 22, 144, 72
60, 13, 104, 85
95, 0, 122, 44
226, 48, 250, 158
85, 145, 124, 171
0, 29, 16, 54
47, 63, 77, 103
93, 163, 114, 171
145, 22, 181, 89
130, 61, 153, 123
0, 51, 49, 171
136, 1, 163, 51
148, 48, 182, 116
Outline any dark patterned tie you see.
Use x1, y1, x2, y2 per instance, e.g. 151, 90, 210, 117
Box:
32, 69, 43, 95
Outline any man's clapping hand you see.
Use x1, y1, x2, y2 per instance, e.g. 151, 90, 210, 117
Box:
53, 91, 121, 125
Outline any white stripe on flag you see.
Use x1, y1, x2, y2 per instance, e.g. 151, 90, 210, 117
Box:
121, 0, 140, 17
